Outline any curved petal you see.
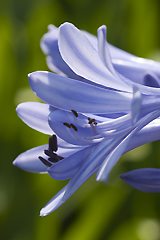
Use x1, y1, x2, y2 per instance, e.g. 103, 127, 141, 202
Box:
126, 118, 160, 151
61, 138, 116, 202
41, 140, 112, 216
113, 59, 160, 85
131, 86, 142, 124
13, 145, 48, 173
40, 185, 67, 216
49, 115, 160, 181
39, 117, 160, 216
121, 168, 160, 192
29, 71, 132, 114
48, 145, 92, 180
59, 22, 131, 92
78, 27, 160, 87
13, 142, 84, 174
16, 102, 52, 135
41, 25, 81, 79
97, 110, 160, 181
49, 110, 103, 145
97, 25, 116, 75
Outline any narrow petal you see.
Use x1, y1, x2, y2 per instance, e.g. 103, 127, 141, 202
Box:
96, 133, 130, 182
16, 102, 52, 135
29, 71, 132, 114
126, 118, 160, 151
61, 139, 117, 202
97, 25, 116, 75
59, 22, 131, 92
13, 145, 48, 173
48, 145, 92, 180
131, 86, 142, 124
121, 168, 160, 192
40, 186, 67, 216
97, 110, 160, 181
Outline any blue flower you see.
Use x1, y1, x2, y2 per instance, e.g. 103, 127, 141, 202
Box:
13, 22, 160, 216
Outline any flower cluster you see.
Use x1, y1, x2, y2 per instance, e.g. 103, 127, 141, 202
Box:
14, 23, 160, 216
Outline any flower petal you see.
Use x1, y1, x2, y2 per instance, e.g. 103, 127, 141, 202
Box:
144, 73, 160, 88
97, 110, 160, 181
40, 185, 67, 216
29, 71, 132, 114
126, 118, 160, 151
121, 168, 160, 192
131, 86, 142, 124
42, 141, 110, 216
97, 25, 116, 75
113, 59, 160, 86
41, 25, 81, 79
109, 44, 137, 61
49, 110, 102, 145
39, 117, 160, 216
61, 139, 116, 202
48, 145, 92, 180
13, 142, 83, 174
59, 22, 131, 91
16, 102, 52, 135
13, 145, 48, 173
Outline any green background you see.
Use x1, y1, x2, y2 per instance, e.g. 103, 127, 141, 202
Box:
0, 0, 160, 239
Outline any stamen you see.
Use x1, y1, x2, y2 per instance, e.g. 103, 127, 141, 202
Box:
88, 117, 97, 126
70, 123, 78, 131
63, 122, 71, 128
49, 135, 58, 152
44, 149, 57, 158
71, 109, 78, 117
39, 134, 64, 167
48, 154, 64, 163
49, 155, 64, 163
63, 122, 78, 131
38, 156, 52, 167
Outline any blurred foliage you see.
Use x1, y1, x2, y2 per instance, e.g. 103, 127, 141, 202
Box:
0, 0, 160, 239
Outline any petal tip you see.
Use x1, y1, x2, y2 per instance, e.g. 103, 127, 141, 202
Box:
98, 25, 106, 32
59, 22, 73, 29
40, 208, 48, 217
13, 159, 18, 167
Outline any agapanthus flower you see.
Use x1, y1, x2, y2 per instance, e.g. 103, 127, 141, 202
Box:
13, 22, 160, 216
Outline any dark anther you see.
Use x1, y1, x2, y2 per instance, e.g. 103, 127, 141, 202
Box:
70, 123, 78, 131
38, 156, 52, 167
71, 109, 78, 117
44, 149, 57, 158
39, 135, 64, 167
88, 117, 97, 126
48, 155, 64, 163
63, 122, 71, 128
63, 122, 78, 131
49, 134, 58, 152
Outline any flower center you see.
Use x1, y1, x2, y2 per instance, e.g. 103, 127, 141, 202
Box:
38, 135, 64, 167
